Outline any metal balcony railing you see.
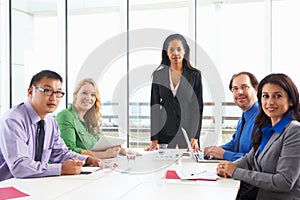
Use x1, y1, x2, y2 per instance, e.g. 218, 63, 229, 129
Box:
101, 101, 241, 147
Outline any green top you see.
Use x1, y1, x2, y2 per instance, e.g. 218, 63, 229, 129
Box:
56, 104, 100, 154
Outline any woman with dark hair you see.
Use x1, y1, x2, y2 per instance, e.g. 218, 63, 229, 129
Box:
217, 73, 300, 199
145, 34, 203, 151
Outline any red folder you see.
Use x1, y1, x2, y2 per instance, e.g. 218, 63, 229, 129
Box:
165, 170, 181, 179
0, 187, 29, 200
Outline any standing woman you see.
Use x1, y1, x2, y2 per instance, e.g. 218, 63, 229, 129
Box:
217, 73, 300, 199
56, 78, 121, 159
145, 34, 203, 151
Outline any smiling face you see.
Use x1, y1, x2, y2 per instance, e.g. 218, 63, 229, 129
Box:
231, 74, 257, 112
73, 83, 96, 116
261, 83, 292, 125
28, 77, 63, 119
167, 39, 186, 67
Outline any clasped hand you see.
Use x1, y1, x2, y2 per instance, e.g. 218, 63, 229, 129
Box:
216, 161, 236, 178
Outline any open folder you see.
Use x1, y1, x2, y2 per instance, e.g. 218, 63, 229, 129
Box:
165, 169, 219, 181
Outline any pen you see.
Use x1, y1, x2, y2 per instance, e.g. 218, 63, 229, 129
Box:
70, 157, 79, 161
191, 170, 207, 176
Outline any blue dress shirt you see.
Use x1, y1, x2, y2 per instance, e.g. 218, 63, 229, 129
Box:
258, 114, 293, 155
0, 99, 87, 182
222, 102, 259, 161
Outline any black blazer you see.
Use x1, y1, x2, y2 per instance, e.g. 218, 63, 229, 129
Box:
150, 65, 203, 146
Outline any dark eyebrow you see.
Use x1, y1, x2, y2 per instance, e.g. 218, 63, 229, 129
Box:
232, 84, 249, 88
41, 84, 62, 90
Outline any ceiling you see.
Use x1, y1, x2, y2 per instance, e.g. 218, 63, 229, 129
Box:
11, 0, 275, 16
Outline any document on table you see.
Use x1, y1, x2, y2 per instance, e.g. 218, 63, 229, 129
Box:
165, 169, 219, 181
81, 166, 100, 174
176, 169, 219, 180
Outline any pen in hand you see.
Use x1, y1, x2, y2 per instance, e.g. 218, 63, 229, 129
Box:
70, 158, 84, 166
70, 157, 79, 162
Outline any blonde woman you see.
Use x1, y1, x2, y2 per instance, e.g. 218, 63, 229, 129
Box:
56, 78, 123, 159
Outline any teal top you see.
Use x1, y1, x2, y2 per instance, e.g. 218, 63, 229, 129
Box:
56, 104, 100, 154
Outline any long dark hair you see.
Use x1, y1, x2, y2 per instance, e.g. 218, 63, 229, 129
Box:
160, 34, 196, 71
252, 73, 300, 152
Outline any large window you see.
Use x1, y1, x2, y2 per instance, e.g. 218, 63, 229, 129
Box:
272, 0, 300, 88
128, 1, 192, 147
1, 0, 299, 148
67, 1, 125, 140
197, 1, 265, 145
10, 0, 66, 113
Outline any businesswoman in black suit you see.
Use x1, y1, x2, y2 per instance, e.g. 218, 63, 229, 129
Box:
145, 34, 203, 151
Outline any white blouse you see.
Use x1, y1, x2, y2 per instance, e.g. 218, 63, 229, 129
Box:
169, 68, 181, 97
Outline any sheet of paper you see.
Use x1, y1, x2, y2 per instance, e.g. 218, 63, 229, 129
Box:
80, 166, 100, 174
0, 187, 29, 200
175, 169, 219, 181
91, 135, 125, 151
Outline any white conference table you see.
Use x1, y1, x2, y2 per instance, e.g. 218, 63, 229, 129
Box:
0, 150, 240, 200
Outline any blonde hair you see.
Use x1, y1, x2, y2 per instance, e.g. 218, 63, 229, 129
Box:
73, 78, 102, 135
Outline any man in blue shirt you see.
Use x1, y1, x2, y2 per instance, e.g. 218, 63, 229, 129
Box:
204, 72, 259, 162
0, 70, 99, 182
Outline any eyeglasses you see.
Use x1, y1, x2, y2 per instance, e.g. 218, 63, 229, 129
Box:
33, 85, 65, 98
231, 85, 250, 93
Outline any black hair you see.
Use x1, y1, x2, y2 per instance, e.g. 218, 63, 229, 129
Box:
160, 33, 196, 71
29, 70, 63, 87
252, 73, 300, 152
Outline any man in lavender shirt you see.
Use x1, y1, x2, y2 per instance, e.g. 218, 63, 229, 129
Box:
0, 70, 99, 182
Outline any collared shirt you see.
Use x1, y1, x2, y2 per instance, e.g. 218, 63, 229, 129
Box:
258, 114, 293, 155
0, 99, 87, 182
169, 68, 181, 97
151, 65, 203, 145
56, 104, 100, 153
222, 101, 259, 161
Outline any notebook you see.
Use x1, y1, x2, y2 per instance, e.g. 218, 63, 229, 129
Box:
181, 127, 220, 163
